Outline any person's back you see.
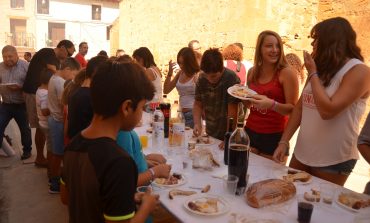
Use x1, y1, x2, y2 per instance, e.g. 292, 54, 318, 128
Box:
62, 61, 159, 223
67, 87, 92, 138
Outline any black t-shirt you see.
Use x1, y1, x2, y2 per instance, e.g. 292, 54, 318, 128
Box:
62, 134, 138, 223
67, 87, 93, 138
23, 48, 59, 94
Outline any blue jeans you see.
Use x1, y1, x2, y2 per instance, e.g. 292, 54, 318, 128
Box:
182, 110, 194, 128
48, 117, 64, 156
0, 103, 32, 153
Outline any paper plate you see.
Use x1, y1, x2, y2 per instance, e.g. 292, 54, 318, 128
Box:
227, 85, 257, 100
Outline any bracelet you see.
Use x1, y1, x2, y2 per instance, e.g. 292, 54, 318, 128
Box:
270, 100, 278, 111
308, 72, 318, 80
149, 168, 155, 181
272, 101, 278, 111
278, 140, 290, 149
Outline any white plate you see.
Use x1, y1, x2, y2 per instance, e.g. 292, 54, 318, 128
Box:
227, 85, 257, 100
184, 194, 229, 216
151, 174, 187, 188
335, 192, 370, 213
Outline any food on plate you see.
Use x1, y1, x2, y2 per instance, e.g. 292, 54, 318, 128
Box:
303, 188, 321, 202
191, 135, 211, 144
338, 192, 370, 210
168, 189, 196, 199
146, 127, 153, 133
154, 173, 182, 185
232, 87, 254, 98
189, 148, 220, 170
188, 198, 219, 214
283, 171, 311, 183
245, 179, 296, 208
201, 184, 211, 193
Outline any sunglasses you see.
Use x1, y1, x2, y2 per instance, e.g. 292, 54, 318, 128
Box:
63, 46, 74, 57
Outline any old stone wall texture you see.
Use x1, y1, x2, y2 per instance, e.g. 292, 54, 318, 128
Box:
118, 0, 318, 68
318, 0, 370, 64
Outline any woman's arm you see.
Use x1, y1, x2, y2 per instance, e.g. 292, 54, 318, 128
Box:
163, 69, 180, 94
273, 97, 303, 163
304, 52, 370, 119
248, 67, 299, 116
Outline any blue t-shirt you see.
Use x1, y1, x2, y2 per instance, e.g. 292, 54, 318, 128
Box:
117, 131, 148, 173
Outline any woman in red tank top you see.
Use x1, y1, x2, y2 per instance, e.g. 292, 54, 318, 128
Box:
245, 30, 299, 161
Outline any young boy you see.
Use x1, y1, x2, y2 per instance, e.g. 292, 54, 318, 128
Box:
48, 58, 80, 193
35, 69, 53, 173
61, 61, 159, 223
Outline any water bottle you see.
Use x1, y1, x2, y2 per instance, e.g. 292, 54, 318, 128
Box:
169, 110, 185, 148
152, 106, 164, 148
228, 103, 250, 195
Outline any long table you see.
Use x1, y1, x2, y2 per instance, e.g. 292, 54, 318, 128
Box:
135, 116, 370, 223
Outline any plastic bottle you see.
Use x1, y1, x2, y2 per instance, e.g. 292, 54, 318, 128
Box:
160, 95, 171, 138
169, 110, 185, 148
152, 106, 164, 148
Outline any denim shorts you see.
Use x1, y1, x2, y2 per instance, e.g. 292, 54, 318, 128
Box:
48, 117, 64, 156
313, 159, 357, 176
182, 110, 194, 128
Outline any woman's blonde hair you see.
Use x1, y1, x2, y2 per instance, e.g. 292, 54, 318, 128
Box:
251, 30, 288, 83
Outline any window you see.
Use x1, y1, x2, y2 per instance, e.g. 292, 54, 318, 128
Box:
92, 5, 101, 20
10, 0, 24, 8
37, 0, 49, 14
48, 23, 65, 47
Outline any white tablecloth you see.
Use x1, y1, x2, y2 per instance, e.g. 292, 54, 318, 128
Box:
135, 114, 369, 223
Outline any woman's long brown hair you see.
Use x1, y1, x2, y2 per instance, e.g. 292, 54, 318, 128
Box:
251, 30, 288, 83
311, 17, 363, 87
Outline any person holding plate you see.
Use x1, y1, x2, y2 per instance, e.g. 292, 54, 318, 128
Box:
273, 17, 370, 186
0, 45, 32, 160
244, 30, 299, 161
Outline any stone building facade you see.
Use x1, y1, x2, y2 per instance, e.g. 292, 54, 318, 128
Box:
115, 0, 369, 67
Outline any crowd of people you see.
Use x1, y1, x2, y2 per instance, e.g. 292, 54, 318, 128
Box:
0, 16, 369, 222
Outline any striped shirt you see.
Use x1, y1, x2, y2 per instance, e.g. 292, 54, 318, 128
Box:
0, 60, 28, 104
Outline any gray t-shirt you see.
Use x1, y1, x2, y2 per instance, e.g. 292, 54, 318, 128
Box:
48, 75, 65, 122
358, 112, 370, 145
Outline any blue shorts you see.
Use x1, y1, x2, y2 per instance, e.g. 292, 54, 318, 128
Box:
48, 117, 64, 156
182, 110, 194, 128
313, 159, 357, 176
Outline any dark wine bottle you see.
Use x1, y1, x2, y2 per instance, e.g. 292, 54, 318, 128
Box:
228, 102, 250, 195
224, 117, 234, 165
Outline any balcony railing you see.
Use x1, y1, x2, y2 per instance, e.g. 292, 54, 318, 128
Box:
5, 32, 35, 48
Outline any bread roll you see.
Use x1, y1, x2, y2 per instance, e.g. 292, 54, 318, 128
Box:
245, 179, 296, 208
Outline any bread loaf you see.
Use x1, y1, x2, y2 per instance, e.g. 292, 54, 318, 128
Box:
245, 179, 296, 208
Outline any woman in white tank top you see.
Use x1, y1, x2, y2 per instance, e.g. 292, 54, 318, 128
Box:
163, 47, 200, 128
133, 47, 162, 103
273, 17, 370, 186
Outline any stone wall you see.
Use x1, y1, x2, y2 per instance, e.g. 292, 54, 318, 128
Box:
318, 0, 370, 64
118, 0, 318, 68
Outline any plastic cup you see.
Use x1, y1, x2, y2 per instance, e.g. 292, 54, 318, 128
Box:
223, 175, 239, 195
320, 183, 334, 205
139, 135, 149, 149
297, 194, 314, 223
137, 185, 152, 193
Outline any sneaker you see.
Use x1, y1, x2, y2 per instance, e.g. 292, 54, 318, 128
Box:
21, 152, 31, 160
49, 177, 60, 194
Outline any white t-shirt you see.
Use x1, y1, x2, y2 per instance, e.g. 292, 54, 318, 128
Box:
48, 75, 65, 122
36, 88, 48, 128
294, 59, 366, 166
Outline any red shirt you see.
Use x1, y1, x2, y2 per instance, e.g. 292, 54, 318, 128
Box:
75, 53, 87, 68
226, 60, 246, 85
246, 71, 287, 133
